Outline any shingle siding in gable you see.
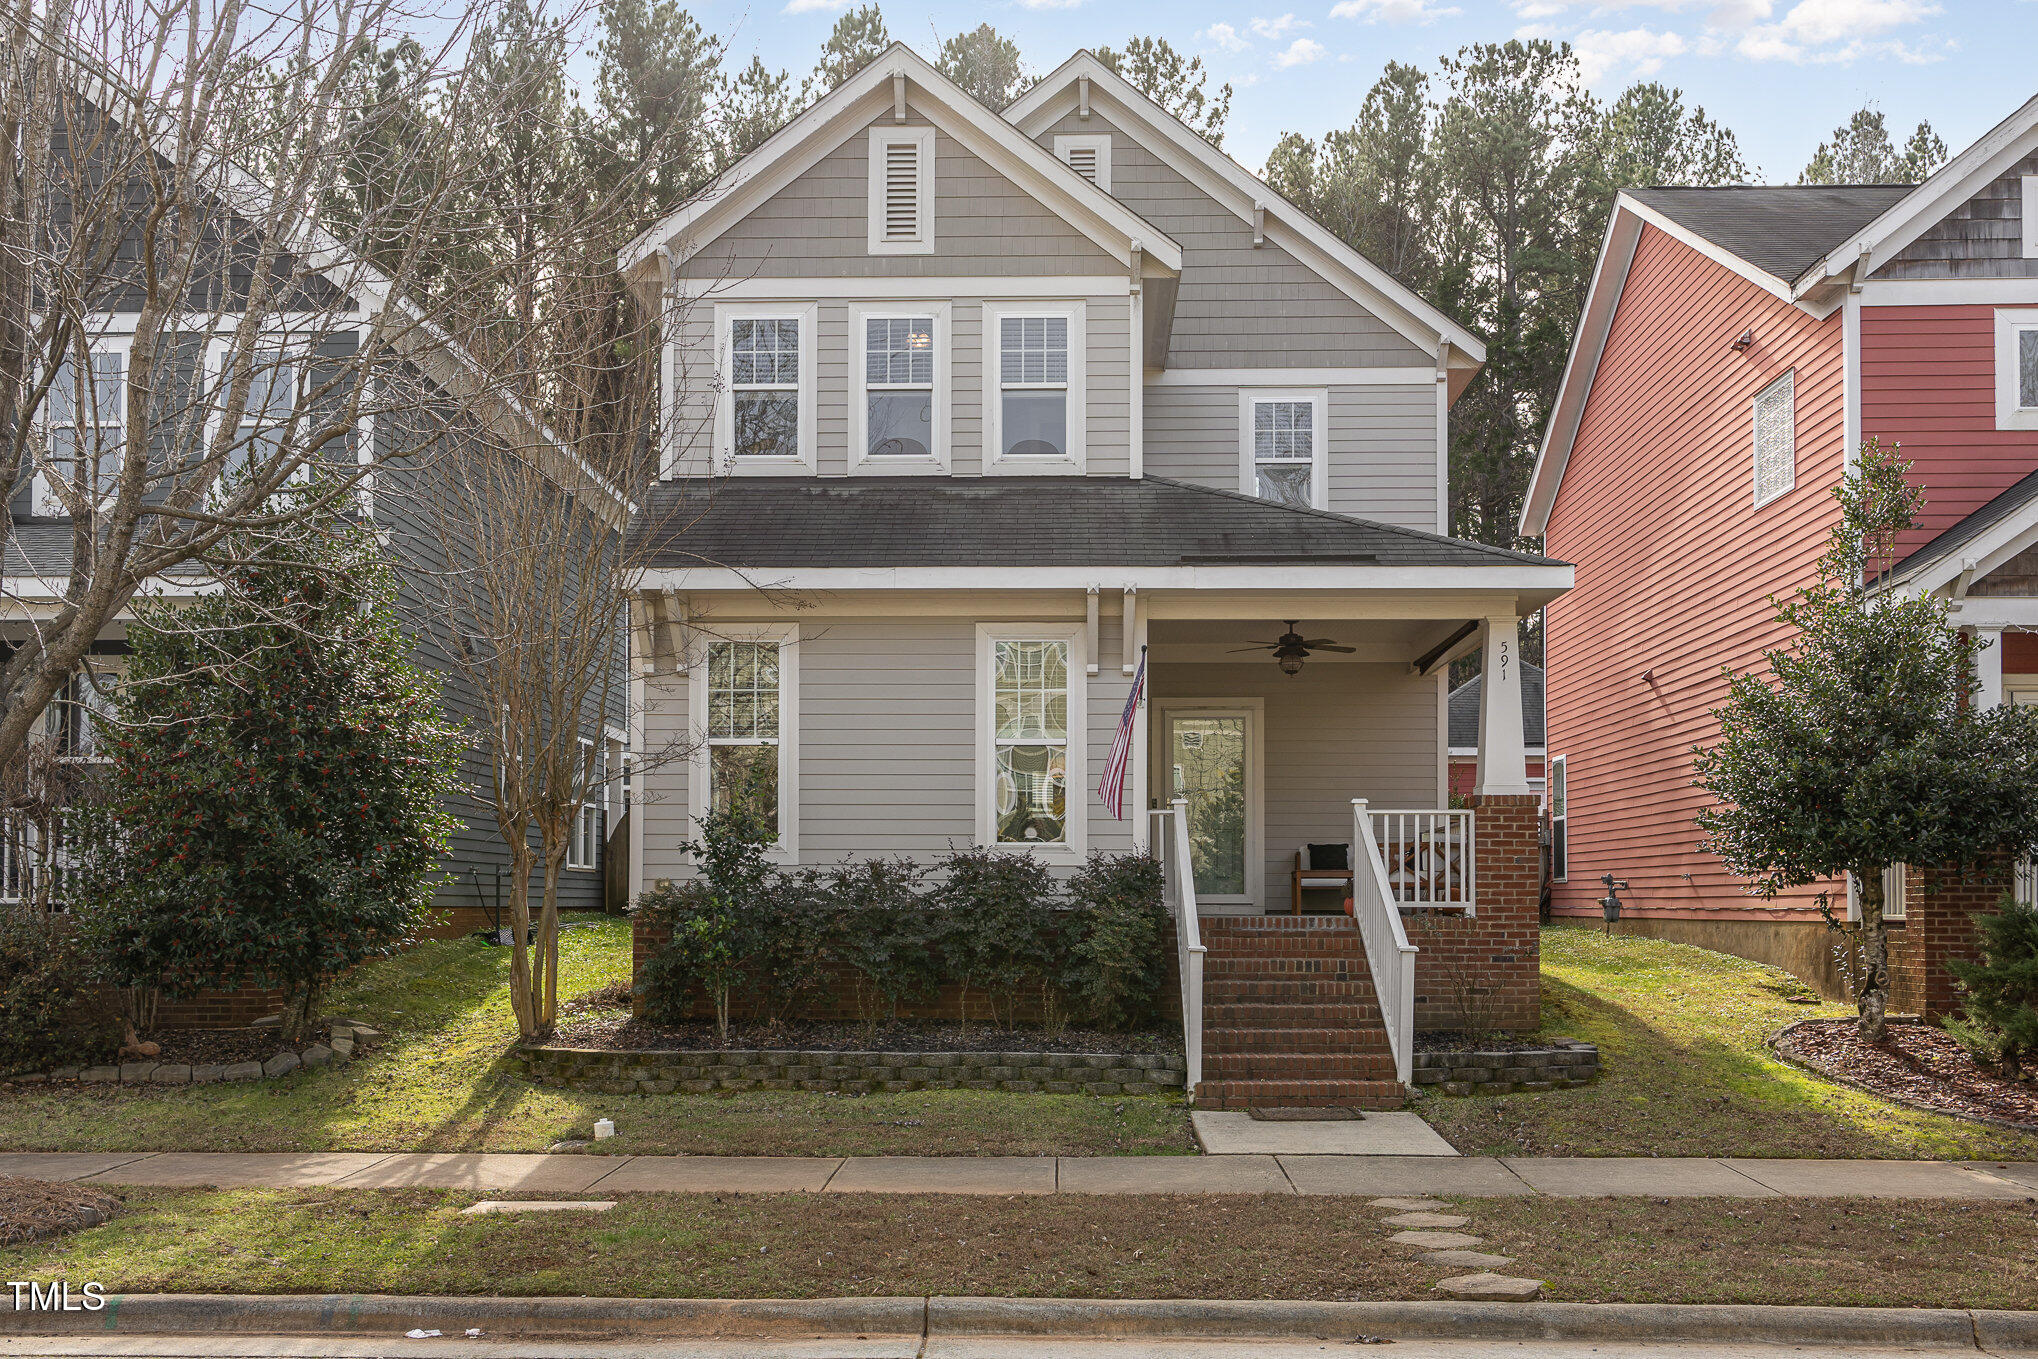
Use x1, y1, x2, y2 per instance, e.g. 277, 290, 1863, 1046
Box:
678, 113, 1120, 281
1039, 111, 1430, 368
1876, 151, 2038, 280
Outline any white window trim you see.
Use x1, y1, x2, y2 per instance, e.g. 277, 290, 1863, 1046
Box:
866, 125, 935, 256
1845, 863, 1908, 922
568, 735, 599, 870
2023, 177, 2038, 259
1052, 133, 1112, 192
1994, 307, 2038, 431
975, 622, 1087, 858
850, 301, 951, 475
211, 340, 318, 506
713, 303, 817, 475
1548, 754, 1567, 883
1237, 388, 1330, 511
33, 335, 131, 515
688, 624, 800, 860
1751, 369, 1796, 508
983, 301, 1086, 476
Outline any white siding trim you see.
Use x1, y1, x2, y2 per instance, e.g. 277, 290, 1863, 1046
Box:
712, 302, 818, 476
640, 564, 1577, 595
2024, 176, 2038, 258
975, 622, 1088, 859
1237, 388, 1329, 511
1994, 307, 2038, 431
849, 301, 952, 475
1151, 365, 1434, 387
1862, 279, 2038, 305
678, 277, 1130, 300
866, 125, 935, 256
687, 624, 801, 860
983, 300, 1088, 475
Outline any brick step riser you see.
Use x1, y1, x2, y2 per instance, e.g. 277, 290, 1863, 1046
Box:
1204, 1028, 1392, 1055
1205, 1004, 1383, 1026
1201, 966, 1372, 985
1195, 1080, 1405, 1112
1204, 1053, 1398, 1080
1203, 982, 1380, 1003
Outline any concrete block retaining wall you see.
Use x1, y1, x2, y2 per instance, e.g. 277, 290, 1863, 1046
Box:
519, 1047, 1188, 1097
1409, 1038, 1600, 1096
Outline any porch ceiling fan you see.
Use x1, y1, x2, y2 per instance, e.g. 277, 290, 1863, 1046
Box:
1231, 621, 1355, 676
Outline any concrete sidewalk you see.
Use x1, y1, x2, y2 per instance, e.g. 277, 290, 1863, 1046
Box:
1, 1150, 2033, 1198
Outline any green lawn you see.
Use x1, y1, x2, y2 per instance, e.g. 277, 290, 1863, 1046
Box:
0, 916, 1191, 1157
1418, 927, 2038, 1160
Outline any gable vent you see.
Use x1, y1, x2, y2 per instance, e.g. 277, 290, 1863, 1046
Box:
883, 140, 921, 241
1053, 134, 1110, 193
868, 126, 934, 254
1065, 145, 1098, 183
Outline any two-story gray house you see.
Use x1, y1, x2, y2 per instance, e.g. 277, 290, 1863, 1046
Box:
617, 47, 1571, 1107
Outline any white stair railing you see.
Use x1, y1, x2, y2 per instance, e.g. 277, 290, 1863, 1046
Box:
1367, 808, 1475, 907
1351, 798, 1419, 1086
1149, 799, 1204, 1097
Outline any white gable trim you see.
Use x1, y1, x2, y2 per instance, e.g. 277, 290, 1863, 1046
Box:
619, 45, 1181, 283
1891, 500, 2038, 598
1007, 53, 1484, 368
1799, 92, 2038, 293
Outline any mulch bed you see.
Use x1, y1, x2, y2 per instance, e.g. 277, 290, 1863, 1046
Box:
551, 1011, 1179, 1056
0, 1175, 120, 1246
143, 1020, 345, 1068
1414, 1031, 1548, 1053
1777, 1018, 2038, 1130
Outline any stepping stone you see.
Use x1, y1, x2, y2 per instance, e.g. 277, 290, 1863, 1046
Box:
1434, 1272, 1543, 1302
1388, 1230, 1482, 1249
1370, 1197, 1451, 1211
459, 1200, 616, 1216
1423, 1249, 1517, 1270
1382, 1211, 1470, 1228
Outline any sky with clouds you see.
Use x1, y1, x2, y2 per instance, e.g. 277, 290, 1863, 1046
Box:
710, 0, 2032, 182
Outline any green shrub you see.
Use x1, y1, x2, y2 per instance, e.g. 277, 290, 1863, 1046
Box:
0, 910, 116, 1073
1945, 894, 2038, 1079
633, 806, 783, 1037
826, 858, 939, 1025
934, 847, 1060, 1028
751, 868, 835, 1024
1067, 852, 1170, 1031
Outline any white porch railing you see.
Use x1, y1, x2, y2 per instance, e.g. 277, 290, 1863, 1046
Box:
1150, 799, 1205, 1097
1368, 808, 1475, 908
1352, 798, 1420, 1086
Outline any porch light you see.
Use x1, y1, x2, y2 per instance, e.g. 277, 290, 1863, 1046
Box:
1278, 653, 1305, 677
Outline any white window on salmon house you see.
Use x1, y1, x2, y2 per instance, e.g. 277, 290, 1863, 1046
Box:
976, 623, 1087, 857
689, 626, 799, 856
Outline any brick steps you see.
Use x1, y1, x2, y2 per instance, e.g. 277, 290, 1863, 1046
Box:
1204, 1025, 1391, 1055
1205, 1002, 1383, 1027
1195, 1078, 1406, 1111
1204, 1050, 1397, 1081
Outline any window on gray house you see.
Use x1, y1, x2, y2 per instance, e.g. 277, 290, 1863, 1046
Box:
730, 318, 800, 460
706, 640, 780, 839
865, 316, 934, 459
999, 316, 1068, 459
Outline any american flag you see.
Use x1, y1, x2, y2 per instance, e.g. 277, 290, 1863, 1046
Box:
1098, 646, 1146, 820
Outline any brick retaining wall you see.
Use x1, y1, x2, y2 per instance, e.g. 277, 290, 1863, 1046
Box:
518, 1045, 1188, 1097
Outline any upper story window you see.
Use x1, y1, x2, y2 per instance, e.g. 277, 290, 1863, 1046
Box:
852, 305, 948, 473
1751, 370, 1795, 507
985, 304, 1086, 475
976, 623, 1086, 856
1053, 134, 1111, 192
1995, 308, 2038, 431
224, 348, 301, 486
867, 126, 935, 255
717, 304, 816, 474
41, 348, 125, 514
1239, 390, 1327, 510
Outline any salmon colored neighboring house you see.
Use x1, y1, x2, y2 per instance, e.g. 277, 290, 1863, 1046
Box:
1522, 94, 2038, 1008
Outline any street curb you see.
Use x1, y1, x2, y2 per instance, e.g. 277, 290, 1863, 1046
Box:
5, 1294, 2034, 1348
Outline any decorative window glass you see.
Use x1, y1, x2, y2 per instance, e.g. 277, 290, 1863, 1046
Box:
998, 316, 1069, 460
991, 639, 1069, 845
45, 351, 124, 511
706, 640, 781, 839
864, 316, 935, 459
1252, 399, 1316, 508
730, 318, 801, 460
1548, 755, 1567, 882
2020, 328, 2038, 410
1752, 370, 1795, 506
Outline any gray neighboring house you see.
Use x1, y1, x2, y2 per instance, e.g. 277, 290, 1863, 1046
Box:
617, 47, 1573, 1105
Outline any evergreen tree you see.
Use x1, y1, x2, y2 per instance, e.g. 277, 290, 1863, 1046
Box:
718, 55, 798, 167
1800, 106, 1947, 185
1946, 896, 2038, 1079
808, 6, 889, 95
1696, 444, 2038, 1042
594, 0, 724, 214
77, 523, 463, 1042
1095, 37, 1231, 147
937, 23, 1027, 110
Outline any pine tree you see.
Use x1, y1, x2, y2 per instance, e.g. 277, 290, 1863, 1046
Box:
1800, 107, 1947, 185
1095, 37, 1231, 147
808, 6, 889, 96
937, 23, 1026, 111
1946, 896, 2038, 1079
77, 522, 463, 1042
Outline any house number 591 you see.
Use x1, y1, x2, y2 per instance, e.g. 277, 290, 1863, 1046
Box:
1497, 638, 1510, 683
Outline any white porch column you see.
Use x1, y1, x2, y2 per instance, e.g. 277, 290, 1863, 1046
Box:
1475, 614, 1533, 797
1973, 625, 2006, 709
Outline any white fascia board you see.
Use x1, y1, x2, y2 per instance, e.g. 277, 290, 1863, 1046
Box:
1520, 205, 1641, 537
619, 44, 1181, 280
1892, 508, 2038, 597
637, 563, 1574, 595
1151, 366, 1433, 387
1798, 94, 2038, 293
1860, 278, 2038, 306
1008, 54, 1484, 366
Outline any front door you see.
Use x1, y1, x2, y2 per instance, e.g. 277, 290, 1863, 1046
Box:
1160, 705, 1261, 911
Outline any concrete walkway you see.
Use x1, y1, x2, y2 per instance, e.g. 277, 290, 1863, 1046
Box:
2, 1150, 2034, 1198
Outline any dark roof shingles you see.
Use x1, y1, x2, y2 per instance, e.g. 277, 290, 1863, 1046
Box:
1626, 185, 1915, 286
1447, 663, 1545, 750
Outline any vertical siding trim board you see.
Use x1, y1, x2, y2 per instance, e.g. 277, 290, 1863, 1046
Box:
974, 621, 1088, 860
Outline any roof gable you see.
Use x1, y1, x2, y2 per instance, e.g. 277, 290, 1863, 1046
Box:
1626, 185, 1914, 286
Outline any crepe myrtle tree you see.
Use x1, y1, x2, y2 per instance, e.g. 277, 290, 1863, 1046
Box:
1696, 442, 2038, 1043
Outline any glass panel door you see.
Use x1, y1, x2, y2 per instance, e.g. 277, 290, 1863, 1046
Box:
1167, 713, 1249, 900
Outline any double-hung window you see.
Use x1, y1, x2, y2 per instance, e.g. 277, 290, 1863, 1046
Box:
853, 306, 947, 471
42, 348, 125, 514
1751, 370, 1795, 506
569, 736, 601, 870
691, 628, 798, 852
1240, 390, 1326, 510
1548, 755, 1567, 882
977, 625, 1086, 854
224, 347, 301, 488
719, 306, 815, 472
1995, 309, 2038, 430
986, 304, 1084, 473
